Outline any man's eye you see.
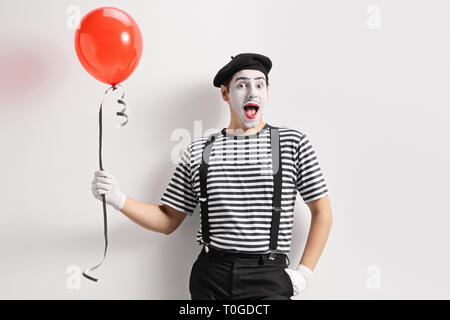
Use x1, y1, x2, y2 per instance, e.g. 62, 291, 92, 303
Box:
238, 83, 246, 88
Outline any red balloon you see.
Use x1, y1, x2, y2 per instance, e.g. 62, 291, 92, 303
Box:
74, 7, 143, 86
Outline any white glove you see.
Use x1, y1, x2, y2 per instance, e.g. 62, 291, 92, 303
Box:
284, 264, 313, 298
91, 170, 126, 211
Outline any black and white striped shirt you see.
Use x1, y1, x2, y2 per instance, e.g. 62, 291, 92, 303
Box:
159, 124, 329, 254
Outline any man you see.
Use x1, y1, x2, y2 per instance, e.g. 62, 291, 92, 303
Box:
91, 53, 333, 300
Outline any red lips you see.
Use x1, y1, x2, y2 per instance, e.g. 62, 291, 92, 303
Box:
243, 102, 259, 119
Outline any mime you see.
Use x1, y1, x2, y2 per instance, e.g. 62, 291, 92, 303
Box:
91, 53, 333, 300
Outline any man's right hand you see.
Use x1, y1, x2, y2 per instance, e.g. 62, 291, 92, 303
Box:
91, 170, 126, 211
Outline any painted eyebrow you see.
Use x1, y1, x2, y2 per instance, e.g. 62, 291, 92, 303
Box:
234, 77, 266, 82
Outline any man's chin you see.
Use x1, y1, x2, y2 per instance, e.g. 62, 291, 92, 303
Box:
242, 119, 259, 129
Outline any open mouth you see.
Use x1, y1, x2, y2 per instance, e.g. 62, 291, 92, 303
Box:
243, 102, 259, 119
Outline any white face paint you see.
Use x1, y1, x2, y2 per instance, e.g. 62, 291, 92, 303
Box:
227, 69, 269, 129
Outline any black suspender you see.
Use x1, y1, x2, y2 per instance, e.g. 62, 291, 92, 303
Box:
268, 126, 282, 260
199, 125, 283, 260
199, 132, 220, 250
199, 130, 232, 252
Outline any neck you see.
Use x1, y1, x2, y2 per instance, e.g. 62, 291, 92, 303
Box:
226, 118, 266, 136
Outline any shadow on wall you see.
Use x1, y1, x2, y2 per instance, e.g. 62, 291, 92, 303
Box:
0, 35, 68, 107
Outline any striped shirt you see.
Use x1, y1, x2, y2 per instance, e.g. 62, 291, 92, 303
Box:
159, 124, 329, 254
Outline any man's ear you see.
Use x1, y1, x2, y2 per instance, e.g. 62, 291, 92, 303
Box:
220, 85, 229, 102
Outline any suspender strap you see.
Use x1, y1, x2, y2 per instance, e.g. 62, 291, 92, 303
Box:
199, 133, 218, 246
269, 126, 282, 259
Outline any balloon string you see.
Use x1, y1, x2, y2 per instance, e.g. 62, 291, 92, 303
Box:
82, 84, 128, 282
112, 84, 128, 127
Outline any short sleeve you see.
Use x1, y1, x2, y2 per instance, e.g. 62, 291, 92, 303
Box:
294, 134, 329, 203
159, 144, 198, 216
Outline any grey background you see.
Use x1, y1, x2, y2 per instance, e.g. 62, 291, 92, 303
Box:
0, 0, 449, 299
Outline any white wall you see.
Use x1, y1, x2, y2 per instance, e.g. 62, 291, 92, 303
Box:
0, 0, 449, 299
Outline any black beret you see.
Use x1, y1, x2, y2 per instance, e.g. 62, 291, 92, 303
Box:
213, 53, 272, 88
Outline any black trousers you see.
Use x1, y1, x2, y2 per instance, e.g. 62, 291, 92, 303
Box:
189, 246, 294, 300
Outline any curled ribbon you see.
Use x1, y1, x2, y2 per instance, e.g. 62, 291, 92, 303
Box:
82, 84, 128, 282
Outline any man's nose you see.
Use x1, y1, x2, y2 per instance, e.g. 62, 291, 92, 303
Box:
248, 85, 258, 99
